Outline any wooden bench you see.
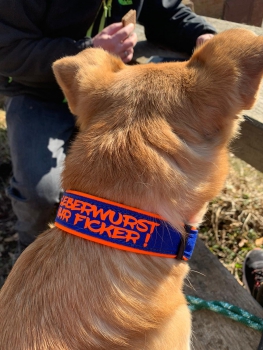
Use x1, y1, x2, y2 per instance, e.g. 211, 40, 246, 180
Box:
133, 20, 263, 350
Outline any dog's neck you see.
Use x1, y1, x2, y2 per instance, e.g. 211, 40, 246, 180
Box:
61, 116, 223, 236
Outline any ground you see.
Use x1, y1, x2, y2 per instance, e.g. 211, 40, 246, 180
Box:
0, 109, 263, 287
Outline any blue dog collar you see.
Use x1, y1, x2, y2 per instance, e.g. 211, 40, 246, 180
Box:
55, 190, 198, 260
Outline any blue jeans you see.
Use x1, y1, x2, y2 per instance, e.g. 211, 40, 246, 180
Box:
5, 95, 75, 247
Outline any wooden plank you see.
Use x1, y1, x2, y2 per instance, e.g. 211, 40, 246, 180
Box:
231, 116, 263, 172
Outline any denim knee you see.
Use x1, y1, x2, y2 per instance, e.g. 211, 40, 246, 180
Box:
7, 172, 61, 210
5, 94, 75, 245
7, 174, 62, 246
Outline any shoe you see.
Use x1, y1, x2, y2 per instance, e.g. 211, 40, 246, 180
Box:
243, 249, 263, 307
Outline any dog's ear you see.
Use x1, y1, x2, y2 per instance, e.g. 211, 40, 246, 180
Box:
52, 48, 125, 120
188, 29, 263, 111
181, 29, 263, 145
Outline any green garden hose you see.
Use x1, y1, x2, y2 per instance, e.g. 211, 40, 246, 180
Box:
186, 295, 263, 332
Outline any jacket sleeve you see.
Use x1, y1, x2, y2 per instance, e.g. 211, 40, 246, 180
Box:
0, 1, 92, 85
138, 0, 217, 55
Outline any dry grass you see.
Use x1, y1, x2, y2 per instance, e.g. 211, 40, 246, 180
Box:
0, 110, 262, 285
200, 154, 263, 283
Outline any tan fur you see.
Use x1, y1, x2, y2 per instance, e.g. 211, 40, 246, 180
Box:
1, 29, 263, 349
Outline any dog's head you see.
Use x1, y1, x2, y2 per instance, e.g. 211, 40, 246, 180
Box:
53, 29, 263, 229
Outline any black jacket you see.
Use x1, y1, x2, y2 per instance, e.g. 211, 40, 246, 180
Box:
0, 0, 216, 102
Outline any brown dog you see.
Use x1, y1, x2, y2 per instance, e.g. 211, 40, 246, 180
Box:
1, 29, 263, 350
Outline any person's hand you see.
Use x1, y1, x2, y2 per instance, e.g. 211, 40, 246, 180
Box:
196, 33, 214, 47
92, 22, 137, 63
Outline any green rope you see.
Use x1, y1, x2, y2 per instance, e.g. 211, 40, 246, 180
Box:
186, 295, 263, 332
